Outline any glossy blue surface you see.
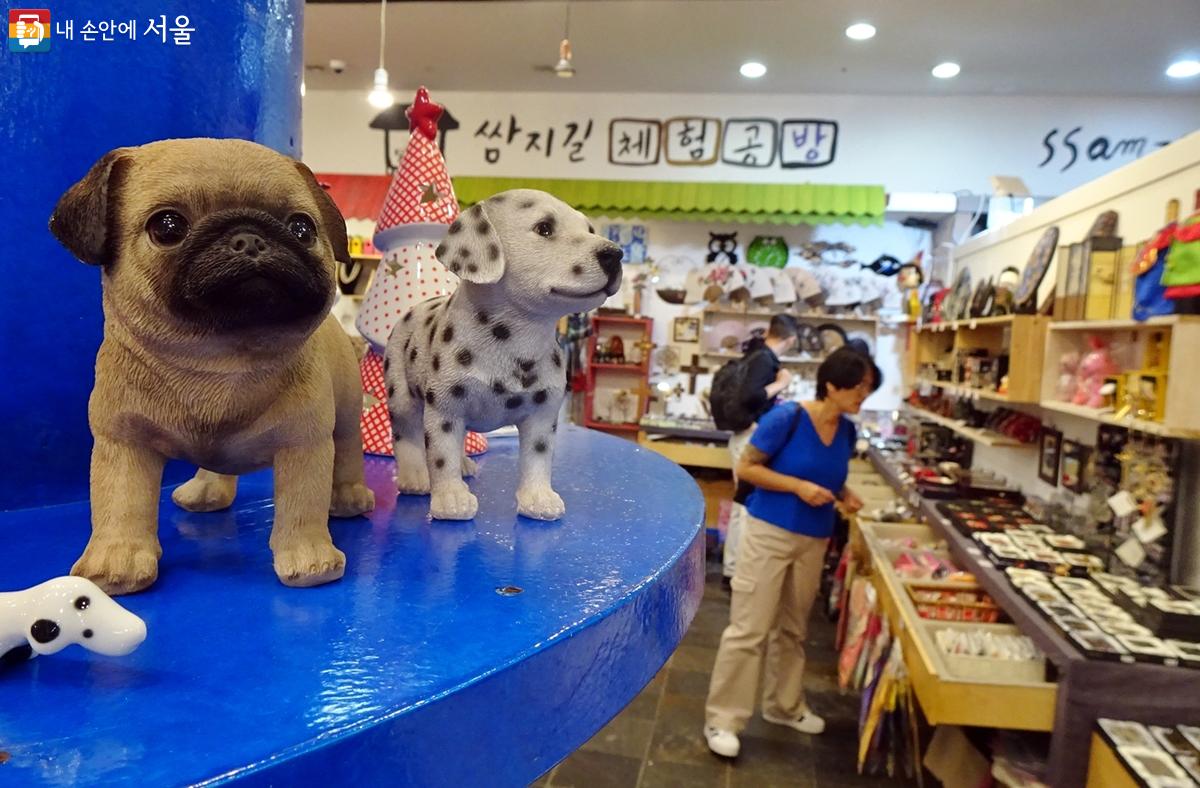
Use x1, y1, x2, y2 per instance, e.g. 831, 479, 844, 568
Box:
0, 1, 303, 510
0, 428, 705, 787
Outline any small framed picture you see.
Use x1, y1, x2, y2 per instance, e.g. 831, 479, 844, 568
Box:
1060, 440, 1091, 493
1039, 427, 1063, 486
673, 316, 701, 343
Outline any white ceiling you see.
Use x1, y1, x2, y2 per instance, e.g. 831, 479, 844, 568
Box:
303, 0, 1200, 96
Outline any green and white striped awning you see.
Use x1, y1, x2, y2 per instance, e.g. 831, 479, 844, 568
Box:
451, 177, 885, 227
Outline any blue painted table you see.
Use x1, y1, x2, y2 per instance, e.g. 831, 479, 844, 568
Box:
0, 428, 704, 787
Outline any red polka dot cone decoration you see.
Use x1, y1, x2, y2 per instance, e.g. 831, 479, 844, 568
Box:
357, 86, 486, 458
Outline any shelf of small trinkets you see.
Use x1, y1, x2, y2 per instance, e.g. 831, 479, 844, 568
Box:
909, 314, 1050, 404
1039, 315, 1200, 439
900, 402, 1035, 449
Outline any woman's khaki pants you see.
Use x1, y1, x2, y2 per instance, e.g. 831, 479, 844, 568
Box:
705, 512, 827, 733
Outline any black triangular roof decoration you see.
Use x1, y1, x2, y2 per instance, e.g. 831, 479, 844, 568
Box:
369, 104, 460, 132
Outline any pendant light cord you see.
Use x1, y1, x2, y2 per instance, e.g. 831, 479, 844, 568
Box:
378, 0, 387, 70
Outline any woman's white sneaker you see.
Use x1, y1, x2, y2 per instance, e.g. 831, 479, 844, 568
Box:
704, 726, 741, 757
762, 709, 826, 734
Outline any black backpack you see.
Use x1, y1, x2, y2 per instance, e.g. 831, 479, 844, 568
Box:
710, 349, 769, 432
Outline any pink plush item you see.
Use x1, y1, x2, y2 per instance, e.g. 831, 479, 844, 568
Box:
1056, 351, 1081, 401
1072, 336, 1119, 408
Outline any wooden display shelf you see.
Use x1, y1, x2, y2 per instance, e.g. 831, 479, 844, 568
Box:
901, 403, 1034, 448
702, 349, 824, 364
1048, 315, 1200, 331
636, 432, 732, 470
1085, 733, 1139, 788
585, 419, 640, 433
1039, 314, 1200, 437
860, 520, 1057, 732
590, 362, 647, 372
1040, 400, 1200, 439
914, 314, 1016, 333
703, 307, 879, 324
910, 314, 1048, 403
916, 378, 1011, 403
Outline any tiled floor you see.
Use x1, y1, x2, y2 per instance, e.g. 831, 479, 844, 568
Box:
530, 560, 909, 788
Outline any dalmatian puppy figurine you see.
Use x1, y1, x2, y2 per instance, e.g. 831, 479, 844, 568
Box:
384, 189, 623, 520
1, 576, 146, 669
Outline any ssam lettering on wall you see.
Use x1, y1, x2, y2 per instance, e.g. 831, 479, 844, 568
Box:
474, 115, 594, 164
1039, 127, 1173, 172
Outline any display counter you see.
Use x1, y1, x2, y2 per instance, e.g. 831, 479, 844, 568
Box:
0, 427, 705, 787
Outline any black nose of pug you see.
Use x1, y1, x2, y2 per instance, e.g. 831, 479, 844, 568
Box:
228, 231, 269, 260
596, 245, 623, 280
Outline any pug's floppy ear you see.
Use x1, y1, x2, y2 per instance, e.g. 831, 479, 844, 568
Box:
49, 148, 132, 266
435, 202, 506, 284
293, 161, 351, 265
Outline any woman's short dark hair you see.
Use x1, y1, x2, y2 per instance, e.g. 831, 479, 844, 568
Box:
816, 347, 883, 399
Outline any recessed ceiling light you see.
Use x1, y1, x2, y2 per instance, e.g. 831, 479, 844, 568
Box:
1166, 59, 1200, 79
845, 22, 876, 41
740, 61, 767, 79
932, 62, 961, 79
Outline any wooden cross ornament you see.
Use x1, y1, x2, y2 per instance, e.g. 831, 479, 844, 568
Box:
679, 354, 710, 394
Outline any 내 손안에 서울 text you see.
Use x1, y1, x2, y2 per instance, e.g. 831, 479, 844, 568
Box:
8, 9, 195, 49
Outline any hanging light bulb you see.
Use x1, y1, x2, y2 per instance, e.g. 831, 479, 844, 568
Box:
367, 0, 395, 107
554, 2, 575, 78
368, 67, 394, 108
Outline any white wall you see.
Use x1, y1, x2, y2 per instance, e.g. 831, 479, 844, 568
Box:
302, 89, 1200, 195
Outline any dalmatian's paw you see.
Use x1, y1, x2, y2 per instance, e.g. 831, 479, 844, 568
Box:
272, 538, 346, 587
172, 474, 236, 512
461, 455, 479, 477
395, 462, 431, 494
430, 482, 478, 521
517, 485, 565, 521
71, 536, 162, 595
330, 482, 375, 517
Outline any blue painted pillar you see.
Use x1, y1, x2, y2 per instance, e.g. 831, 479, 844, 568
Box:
0, 2, 304, 509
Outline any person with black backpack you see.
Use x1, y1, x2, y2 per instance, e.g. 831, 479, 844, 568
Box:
709, 314, 799, 582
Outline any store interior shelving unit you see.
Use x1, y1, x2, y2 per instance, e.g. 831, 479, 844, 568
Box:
910, 314, 1049, 403
700, 306, 883, 367
583, 314, 653, 435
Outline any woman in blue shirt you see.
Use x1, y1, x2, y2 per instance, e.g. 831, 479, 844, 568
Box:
704, 347, 881, 759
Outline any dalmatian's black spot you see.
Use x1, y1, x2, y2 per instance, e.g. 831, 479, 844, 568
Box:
491, 194, 506, 203
505, 395, 524, 409
467, 264, 479, 274
458, 247, 472, 259
470, 204, 482, 216
457, 348, 473, 367
518, 373, 538, 389
441, 420, 452, 433
571, 264, 583, 276
518, 359, 536, 372
30, 619, 60, 644
425, 390, 435, 405
428, 324, 437, 344
493, 380, 507, 394
432, 355, 440, 372
477, 310, 490, 325
442, 326, 454, 343
534, 440, 548, 454
436, 242, 447, 258
492, 324, 511, 341
450, 263, 461, 273
533, 389, 549, 404
83, 629, 93, 639
435, 458, 446, 469
552, 351, 562, 368
393, 429, 401, 441
2, 644, 32, 667
451, 384, 466, 399
387, 384, 395, 398
587, 224, 595, 234
448, 220, 463, 235
410, 347, 418, 363
476, 221, 490, 235
520, 199, 536, 210
407, 385, 417, 398
488, 243, 500, 261
424, 313, 437, 327
384, 356, 391, 373
552, 422, 558, 432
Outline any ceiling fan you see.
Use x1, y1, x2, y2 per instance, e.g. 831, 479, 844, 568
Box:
533, 2, 575, 78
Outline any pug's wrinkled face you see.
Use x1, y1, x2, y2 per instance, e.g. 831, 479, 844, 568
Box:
51, 138, 349, 337
434, 189, 623, 317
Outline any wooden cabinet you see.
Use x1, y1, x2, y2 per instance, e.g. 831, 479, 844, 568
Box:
911, 315, 1049, 403
583, 315, 652, 435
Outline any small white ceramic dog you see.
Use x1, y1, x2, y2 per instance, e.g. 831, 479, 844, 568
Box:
1, 576, 146, 668
383, 189, 623, 520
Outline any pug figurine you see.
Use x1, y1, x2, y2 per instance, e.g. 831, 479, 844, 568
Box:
50, 139, 374, 594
